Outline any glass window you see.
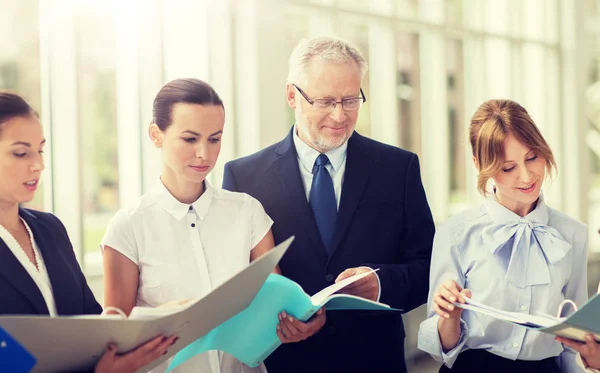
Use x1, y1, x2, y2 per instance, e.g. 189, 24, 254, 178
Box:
395, 0, 419, 19
336, 16, 371, 136
75, 5, 119, 264
445, 0, 463, 25
483, 0, 512, 35
485, 38, 512, 98
447, 39, 466, 208
284, 8, 310, 125
0, 0, 43, 211
396, 33, 421, 155
587, 56, 600, 252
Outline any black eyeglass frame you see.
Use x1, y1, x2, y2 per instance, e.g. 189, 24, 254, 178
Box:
292, 84, 366, 111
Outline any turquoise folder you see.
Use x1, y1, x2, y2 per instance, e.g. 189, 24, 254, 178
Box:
0, 327, 36, 373
167, 273, 399, 370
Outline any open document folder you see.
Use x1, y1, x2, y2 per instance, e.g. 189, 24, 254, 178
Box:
0, 236, 294, 373
168, 269, 400, 370
454, 292, 600, 342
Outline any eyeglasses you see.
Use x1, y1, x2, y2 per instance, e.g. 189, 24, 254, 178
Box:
292, 84, 366, 113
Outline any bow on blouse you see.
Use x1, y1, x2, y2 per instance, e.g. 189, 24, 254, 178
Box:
481, 217, 571, 288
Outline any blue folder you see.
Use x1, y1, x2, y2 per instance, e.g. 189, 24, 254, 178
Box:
0, 327, 36, 373
167, 273, 399, 370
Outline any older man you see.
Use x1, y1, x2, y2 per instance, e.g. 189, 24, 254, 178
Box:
223, 36, 435, 373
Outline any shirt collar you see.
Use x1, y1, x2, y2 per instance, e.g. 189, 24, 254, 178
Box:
484, 190, 549, 226
292, 124, 347, 173
151, 178, 213, 221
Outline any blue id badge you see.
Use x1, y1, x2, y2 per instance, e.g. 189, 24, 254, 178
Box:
0, 327, 36, 373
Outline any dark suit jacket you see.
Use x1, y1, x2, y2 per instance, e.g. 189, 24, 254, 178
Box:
0, 208, 102, 372
223, 129, 435, 373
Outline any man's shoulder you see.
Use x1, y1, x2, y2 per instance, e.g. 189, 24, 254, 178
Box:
225, 141, 282, 170
352, 132, 416, 162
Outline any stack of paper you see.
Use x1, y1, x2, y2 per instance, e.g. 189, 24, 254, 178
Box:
454, 293, 600, 342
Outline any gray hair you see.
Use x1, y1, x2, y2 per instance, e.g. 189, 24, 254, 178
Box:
287, 36, 368, 85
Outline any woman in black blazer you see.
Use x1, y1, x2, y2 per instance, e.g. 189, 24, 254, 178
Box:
0, 91, 175, 373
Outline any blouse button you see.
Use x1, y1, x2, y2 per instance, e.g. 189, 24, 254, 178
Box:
191, 223, 196, 228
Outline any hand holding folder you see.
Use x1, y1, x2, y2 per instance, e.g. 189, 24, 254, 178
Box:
0, 237, 293, 373
168, 268, 400, 370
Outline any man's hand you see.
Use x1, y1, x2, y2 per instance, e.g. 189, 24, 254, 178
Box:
335, 267, 379, 301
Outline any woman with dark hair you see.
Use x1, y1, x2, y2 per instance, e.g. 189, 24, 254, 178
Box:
0, 91, 176, 373
101, 78, 325, 373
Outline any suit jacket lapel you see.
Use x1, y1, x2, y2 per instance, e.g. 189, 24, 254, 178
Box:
20, 209, 74, 316
273, 129, 329, 260
330, 132, 373, 256
0, 210, 49, 315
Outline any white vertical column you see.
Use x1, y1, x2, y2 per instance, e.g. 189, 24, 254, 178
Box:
367, 0, 398, 146
542, 49, 562, 210
560, 0, 590, 222
115, 0, 143, 206
462, 0, 485, 206
138, 0, 164, 193
209, 0, 235, 187
233, 0, 261, 157
419, 1, 449, 220
256, 0, 289, 148
462, 36, 485, 205
38, 0, 54, 213
308, 9, 334, 37
39, 0, 83, 261
419, 31, 449, 220
162, 0, 210, 81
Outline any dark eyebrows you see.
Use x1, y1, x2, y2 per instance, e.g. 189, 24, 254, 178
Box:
9, 139, 46, 147
11, 141, 30, 146
503, 150, 535, 164
181, 130, 223, 137
181, 130, 201, 137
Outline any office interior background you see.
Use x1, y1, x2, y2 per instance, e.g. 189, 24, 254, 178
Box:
3, 0, 600, 371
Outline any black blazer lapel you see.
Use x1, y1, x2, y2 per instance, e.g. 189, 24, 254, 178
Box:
0, 211, 49, 315
273, 130, 329, 260
330, 132, 373, 256
20, 209, 75, 316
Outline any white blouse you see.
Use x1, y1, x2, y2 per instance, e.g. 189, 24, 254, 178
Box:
101, 179, 273, 373
0, 218, 57, 317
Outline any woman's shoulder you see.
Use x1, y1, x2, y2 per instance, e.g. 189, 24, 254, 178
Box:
211, 187, 262, 208
547, 206, 587, 234
20, 208, 65, 230
442, 204, 489, 233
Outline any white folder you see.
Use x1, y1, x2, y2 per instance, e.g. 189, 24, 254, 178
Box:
0, 236, 294, 373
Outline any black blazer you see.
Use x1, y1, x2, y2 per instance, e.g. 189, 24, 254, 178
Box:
223, 129, 435, 373
0, 208, 101, 316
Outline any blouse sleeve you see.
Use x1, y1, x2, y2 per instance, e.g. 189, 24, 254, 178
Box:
248, 196, 273, 249
100, 209, 139, 266
417, 220, 470, 368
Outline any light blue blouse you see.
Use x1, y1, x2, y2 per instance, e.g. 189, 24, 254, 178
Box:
418, 192, 588, 372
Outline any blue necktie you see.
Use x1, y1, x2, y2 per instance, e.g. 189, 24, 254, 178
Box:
309, 154, 337, 254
